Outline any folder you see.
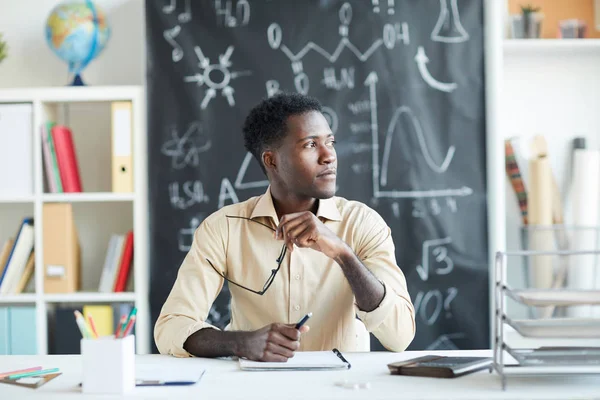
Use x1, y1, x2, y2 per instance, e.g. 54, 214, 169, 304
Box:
51, 125, 83, 192
49, 306, 82, 354
111, 101, 133, 192
0, 103, 33, 196
83, 305, 114, 337
9, 306, 37, 355
43, 203, 80, 293
0, 307, 8, 355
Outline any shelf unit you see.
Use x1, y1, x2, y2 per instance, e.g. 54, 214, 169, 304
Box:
493, 249, 600, 390
504, 38, 600, 51
0, 86, 149, 355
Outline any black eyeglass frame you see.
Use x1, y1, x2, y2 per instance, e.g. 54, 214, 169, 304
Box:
205, 215, 287, 296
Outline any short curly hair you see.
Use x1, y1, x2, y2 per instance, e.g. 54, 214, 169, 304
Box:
243, 92, 322, 174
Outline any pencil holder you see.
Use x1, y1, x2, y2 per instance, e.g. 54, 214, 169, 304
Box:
81, 335, 135, 394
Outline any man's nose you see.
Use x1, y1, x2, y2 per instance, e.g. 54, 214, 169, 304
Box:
320, 145, 336, 164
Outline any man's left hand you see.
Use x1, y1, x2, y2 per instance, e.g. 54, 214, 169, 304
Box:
275, 212, 347, 259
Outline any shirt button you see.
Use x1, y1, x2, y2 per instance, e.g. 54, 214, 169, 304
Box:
294, 305, 300, 311
294, 274, 301, 280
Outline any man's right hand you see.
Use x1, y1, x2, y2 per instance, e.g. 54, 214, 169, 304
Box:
237, 323, 310, 362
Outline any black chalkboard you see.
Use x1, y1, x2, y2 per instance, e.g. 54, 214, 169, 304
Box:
146, 0, 488, 352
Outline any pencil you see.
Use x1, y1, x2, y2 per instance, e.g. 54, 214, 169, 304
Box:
87, 314, 99, 339
0, 366, 42, 379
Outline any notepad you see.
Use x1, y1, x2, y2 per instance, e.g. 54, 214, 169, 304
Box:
135, 366, 205, 386
239, 349, 351, 371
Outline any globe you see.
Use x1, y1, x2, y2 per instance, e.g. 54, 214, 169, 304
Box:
45, 0, 111, 86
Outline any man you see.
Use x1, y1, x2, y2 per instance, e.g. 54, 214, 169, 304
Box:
155, 92, 415, 361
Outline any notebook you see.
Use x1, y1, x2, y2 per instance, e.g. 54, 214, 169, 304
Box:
387, 355, 492, 378
239, 349, 351, 371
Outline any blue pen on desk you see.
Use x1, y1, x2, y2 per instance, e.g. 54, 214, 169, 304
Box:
295, 312, 312, 329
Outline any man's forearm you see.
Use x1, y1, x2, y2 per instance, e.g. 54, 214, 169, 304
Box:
183, 327, 244, 358
334, 245, 385, 312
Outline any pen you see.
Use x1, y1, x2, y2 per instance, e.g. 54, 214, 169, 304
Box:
121, 315, 137, 337
295, 312, 312, 329
7, 368, 60, 380
115, 315, 126, 337
118, 307, 137, 338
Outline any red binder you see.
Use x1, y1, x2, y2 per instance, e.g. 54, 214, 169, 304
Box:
51, 125, 83, 193
113, 231, 133, 292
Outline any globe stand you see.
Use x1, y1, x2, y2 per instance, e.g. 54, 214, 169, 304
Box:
70, 73, 86, 86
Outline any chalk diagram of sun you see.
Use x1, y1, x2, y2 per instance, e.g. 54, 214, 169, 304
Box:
184, 45, 252, 109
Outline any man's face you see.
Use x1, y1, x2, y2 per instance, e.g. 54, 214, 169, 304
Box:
273, 110, 337, 199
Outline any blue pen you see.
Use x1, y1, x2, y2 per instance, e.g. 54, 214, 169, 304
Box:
295, 312, 312, 329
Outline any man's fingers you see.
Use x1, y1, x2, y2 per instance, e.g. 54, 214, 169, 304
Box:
286, 225, 313, 248
262, 351, 289, 362
276, 212, 312, 239
265, 340, 296, 358
274, 324, 301, 341
299, 325, 310, 334
269, 329, 300, 351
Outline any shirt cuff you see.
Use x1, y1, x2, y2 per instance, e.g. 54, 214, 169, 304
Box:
355, 282, 394, 331
175, 321, 218, 358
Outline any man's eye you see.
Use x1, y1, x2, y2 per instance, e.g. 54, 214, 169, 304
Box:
305, 141, 316, 148
328, 140, 336, 146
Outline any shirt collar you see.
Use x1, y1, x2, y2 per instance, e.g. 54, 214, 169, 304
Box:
250, 186, 342, 223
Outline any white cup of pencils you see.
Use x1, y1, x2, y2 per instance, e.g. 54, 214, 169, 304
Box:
79, 308, 137, 394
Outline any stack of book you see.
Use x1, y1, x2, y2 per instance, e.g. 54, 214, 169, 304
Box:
98, 231, 134, 293
41, 122, 83, 193
0, 218, 35, 295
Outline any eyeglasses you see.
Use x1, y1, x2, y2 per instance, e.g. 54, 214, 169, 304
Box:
205, 215, 287, 296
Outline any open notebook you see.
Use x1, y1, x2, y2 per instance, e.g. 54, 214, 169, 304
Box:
239, 349, 351, 371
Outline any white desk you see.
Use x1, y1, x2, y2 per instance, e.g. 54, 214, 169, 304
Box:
1, 350, 599, 399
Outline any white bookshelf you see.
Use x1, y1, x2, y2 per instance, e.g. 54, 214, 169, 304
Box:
0, 86, 149, 355
502, 36, 600, 327
504, 38, 600, 51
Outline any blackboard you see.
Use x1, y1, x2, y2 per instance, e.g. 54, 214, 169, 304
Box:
146, 0, 489, 352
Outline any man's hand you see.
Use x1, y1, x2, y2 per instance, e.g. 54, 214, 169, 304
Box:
237, 323, 310, 362
275, 212, 347, 259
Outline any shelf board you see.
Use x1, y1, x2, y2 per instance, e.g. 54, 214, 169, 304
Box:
0, 85, 143, 104
44, 292, 136, 303
504, 39, 600, 52
0, 294, 37, 304
0, 195, 35, 204
42, 192, 135, 203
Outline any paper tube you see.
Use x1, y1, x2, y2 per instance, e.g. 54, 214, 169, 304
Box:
527, 155, 555, 294
568, 148, 600, 318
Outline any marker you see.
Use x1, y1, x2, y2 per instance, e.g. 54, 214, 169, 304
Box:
295, 312, 312, 329
7, 367, 60, 380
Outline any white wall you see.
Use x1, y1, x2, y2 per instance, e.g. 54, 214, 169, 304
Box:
0, 0, 144, 88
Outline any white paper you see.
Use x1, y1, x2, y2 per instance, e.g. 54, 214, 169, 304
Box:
135, 365, 204, 382
239, 351, 348, 370
567, 149, 600, 318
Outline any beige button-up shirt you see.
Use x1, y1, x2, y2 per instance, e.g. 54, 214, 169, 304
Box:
155, 187, 415, 357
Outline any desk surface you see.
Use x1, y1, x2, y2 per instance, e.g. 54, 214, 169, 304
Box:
1, 350, 599, 399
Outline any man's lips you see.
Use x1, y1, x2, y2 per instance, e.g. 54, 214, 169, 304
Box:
317, 170, 337, 177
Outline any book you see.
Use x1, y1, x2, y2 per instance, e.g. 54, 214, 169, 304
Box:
239, 349, 350, 371
387, 355, 492, 378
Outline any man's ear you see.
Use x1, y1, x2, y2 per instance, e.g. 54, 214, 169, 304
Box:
262, 150, 276, 171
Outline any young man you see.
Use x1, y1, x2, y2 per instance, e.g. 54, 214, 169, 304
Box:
154, 92, 415, 361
